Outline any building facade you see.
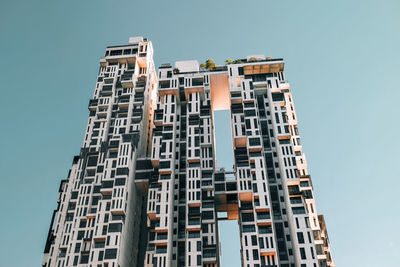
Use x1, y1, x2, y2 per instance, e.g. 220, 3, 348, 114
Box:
43, 37, 334, 267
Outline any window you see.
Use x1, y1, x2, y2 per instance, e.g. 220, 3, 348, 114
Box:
242, 213, 254, 222
188, 231, 200, 238
259, 237, 264, 248
259, 225, 272, 234
98, 250, 104, 261
80, 255, 89, 264
73, 256, 78, 266
238, 67, 244, 76
292, 207, 306, 214
251, 235, 257, 246
202, 211, 214, 220
243, 225, 256, 233
299, 248, 306, 260
297, 232, 305, 244
252, 249, 259, 260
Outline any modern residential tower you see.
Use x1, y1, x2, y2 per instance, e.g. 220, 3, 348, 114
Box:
43, 37, 334, 267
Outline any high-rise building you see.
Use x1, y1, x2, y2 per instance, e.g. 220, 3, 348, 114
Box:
43, 37, 334, 267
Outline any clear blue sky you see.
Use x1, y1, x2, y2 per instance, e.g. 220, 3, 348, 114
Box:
0, 0, 399, 266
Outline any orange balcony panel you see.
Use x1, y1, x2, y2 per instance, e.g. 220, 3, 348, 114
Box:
187, 158, 201, 163
261, 251, 276, 257
111, 210, 125, 215
101, 190, 112, 196
187, 227, 201, 232
257, 222, 272, 227
154, 228, 168, 233
249, 147, 262, 152
147, 212, 158, 221
188, 202, 201, 207
226, 203, 239, 210
158, 88, 178, 98
159, 170, 172, 175
243, 63, 284, 75
255, 207, 270, 212
154, 241, 168, 246
287, 180, 300, 186
228, 209, 239, 220
234, 137, 247, 148
277, 135, 291, 140
239, 192, 253, 202
151, 159, 160, 167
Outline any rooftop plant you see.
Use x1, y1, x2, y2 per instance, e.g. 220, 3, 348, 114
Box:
201, 59, 216, 70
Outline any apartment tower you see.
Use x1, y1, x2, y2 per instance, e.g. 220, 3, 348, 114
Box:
43, 37, 334, 267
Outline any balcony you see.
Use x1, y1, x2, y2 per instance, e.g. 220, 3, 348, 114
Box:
203, 248, 217, 263
100, 58, 107, 67
158, 79, 178, 97
240, 203, 253, 211
105, 51, 136, 65
243, 62, 284, 76
158, 160, 171, 175
132, 109, 142, 118
230, 90, 242, 104
187, 218, 200, 225
121, 73, 134, 88
201, 180, 213, 188
103, 76, 114, 84
191, 77, 204, 87
153, 110, 163, 126
186, 220, 201, 231
256, 212, 272, 226
97, 107, 108, 116
280, 81, 290, 90
188, 207, 201, 218
101, 85, 113, 96
88, 99, 98, 111
100, 180, 114, 195
154, 232, 168, 246
260, 249, 276, 258
111, 206, 125, 216
288, 185, 301, 197
159, 80, 171, 89
135, 80, 146, 91
117, 96, 130, 108
184, 75, 205, 100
